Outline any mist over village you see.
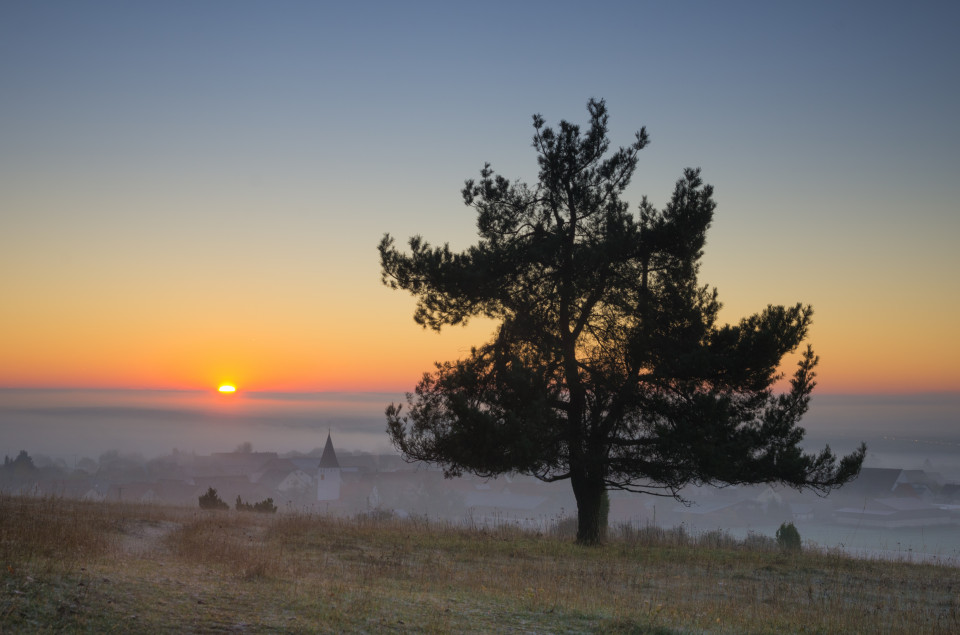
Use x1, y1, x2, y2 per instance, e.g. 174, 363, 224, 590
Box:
3, 389, 960, 563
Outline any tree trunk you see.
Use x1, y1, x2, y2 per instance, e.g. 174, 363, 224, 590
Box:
572, 472, 607, 545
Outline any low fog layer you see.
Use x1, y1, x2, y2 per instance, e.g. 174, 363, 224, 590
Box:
2, 389, 960, 562
0, 389, 402, 459
1, 389, 957, 467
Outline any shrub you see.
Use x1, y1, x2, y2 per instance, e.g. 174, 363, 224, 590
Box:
198, 487, 229, 510
252, 498, 277, 513
235, 495, 277, 513
776, 521, 801, 552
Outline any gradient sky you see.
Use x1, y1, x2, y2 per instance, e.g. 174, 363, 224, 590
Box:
2, 1, 958, 397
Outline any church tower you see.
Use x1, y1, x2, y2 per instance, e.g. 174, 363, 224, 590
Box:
317, 431, 341, 501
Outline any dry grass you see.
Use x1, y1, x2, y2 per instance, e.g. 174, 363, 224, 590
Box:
2, 494, 959, 633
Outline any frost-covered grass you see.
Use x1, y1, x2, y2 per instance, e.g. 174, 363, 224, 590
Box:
2, 494, 959, 633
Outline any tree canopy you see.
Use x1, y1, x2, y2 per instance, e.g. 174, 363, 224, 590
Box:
379, 99, 865, 544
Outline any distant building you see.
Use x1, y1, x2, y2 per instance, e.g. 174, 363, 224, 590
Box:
317, 432, 341, 502
841, 467, 943, 502
842, 467, 903, 499
834, 497, 959, 528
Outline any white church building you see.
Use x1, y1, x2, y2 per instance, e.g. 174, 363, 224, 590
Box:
316, 431, 341, 501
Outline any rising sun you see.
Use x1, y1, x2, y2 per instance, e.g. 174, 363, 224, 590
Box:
218, 384, 237, 394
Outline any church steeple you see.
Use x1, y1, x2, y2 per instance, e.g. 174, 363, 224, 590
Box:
317, 430, 342, 502
319, 430, 340, 469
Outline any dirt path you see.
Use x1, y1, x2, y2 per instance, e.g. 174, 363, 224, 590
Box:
117, 519, 181, 556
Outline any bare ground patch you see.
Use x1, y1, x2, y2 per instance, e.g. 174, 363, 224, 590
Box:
117, 519, 181, 557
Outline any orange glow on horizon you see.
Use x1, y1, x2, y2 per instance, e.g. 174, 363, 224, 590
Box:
0, 302, 956, 394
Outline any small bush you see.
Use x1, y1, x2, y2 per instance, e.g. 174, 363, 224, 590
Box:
198, 487, 229, 510
776, 521, 801, 552
252, 498, 277, 513
235, 495, 277, 513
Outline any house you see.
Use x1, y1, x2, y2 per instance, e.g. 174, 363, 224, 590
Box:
253, 458, 315, 495
841, 468, 903, 499
897, 470, 943, 497
340, 453, 379, 474
289, 457, 323, 473
839, 468, 945, 505
834, 497, 960, 528
82, 485, 108, 502
938, 483, 960, 503
283, 470, 315, 491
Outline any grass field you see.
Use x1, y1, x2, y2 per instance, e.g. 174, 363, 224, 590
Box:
2, 494, 959, 633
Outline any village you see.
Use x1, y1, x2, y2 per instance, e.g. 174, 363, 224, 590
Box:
4, 433, 960, 538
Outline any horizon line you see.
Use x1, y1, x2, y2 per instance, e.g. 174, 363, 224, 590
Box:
1, 386, 958, 398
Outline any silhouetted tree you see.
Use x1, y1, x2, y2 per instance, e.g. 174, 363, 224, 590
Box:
380, 99, 865, 544
11, 450, 35, 471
